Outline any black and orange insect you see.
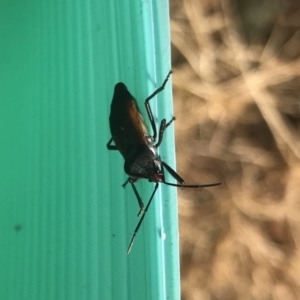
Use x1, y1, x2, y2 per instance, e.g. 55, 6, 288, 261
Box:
107, 71, 221, 253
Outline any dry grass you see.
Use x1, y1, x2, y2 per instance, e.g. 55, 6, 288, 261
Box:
170, 0, 300, 299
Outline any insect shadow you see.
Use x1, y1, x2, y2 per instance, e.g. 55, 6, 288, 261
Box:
107, 71, 221, 254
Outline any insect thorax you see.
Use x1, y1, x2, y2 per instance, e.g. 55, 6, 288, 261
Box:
124, 144, 161, 181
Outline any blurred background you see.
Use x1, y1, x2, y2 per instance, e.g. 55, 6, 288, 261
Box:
170, 0, 300, 299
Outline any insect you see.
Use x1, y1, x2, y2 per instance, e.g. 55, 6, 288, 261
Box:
107, 71, 221, 253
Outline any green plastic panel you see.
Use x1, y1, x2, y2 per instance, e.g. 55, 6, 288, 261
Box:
0, 1, 179, 299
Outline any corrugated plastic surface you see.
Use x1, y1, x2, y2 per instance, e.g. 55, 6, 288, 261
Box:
0, 1, 179, 299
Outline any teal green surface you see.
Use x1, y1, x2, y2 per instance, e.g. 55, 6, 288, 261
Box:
0, 1, 179, 299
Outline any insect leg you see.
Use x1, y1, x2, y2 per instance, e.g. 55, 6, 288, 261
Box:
130, 182, 145, 217
165, 116, 176, 128
144, 71, 172, 141
155, 116, 176, 148
106, 137, 118, 150
127, 182, 159, 254
122, 178, 129, 188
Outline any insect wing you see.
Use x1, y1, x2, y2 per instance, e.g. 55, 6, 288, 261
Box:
109, 83, 147, 158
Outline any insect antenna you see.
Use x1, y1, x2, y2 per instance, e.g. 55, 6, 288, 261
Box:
127, 183, 159, 254
161, 160, 221, 188
160, 160, 185, 184
162, 181, 221, 188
